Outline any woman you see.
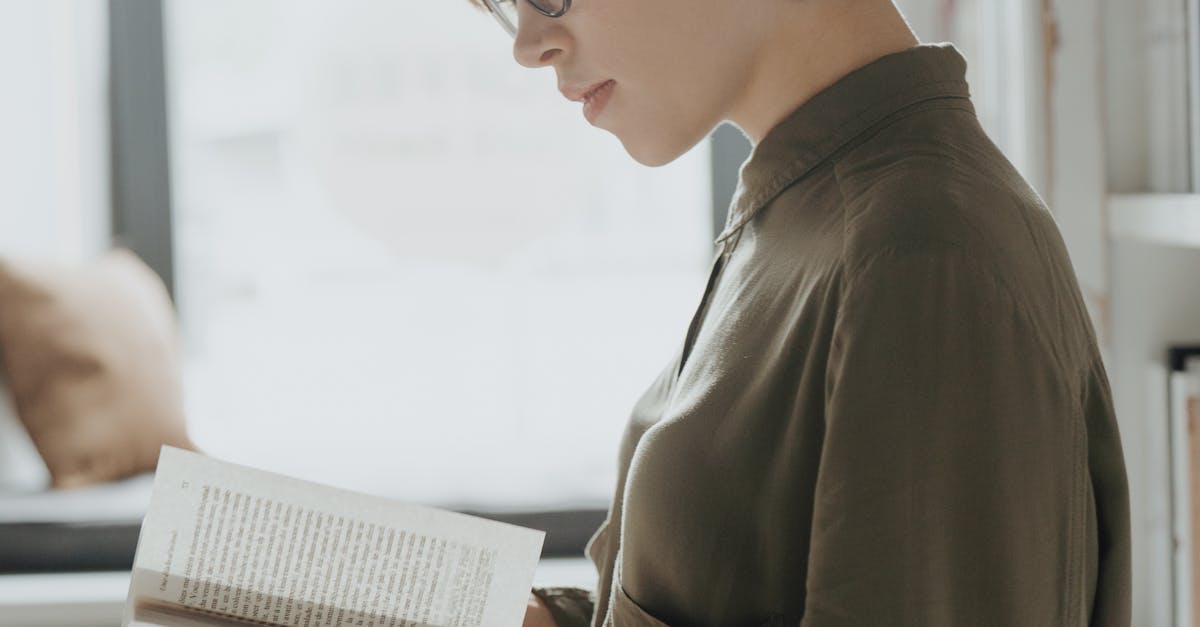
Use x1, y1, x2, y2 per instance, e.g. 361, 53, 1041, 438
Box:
469, 0, 1132, 625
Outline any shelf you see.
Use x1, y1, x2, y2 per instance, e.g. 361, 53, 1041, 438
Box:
1109, 193, 1200, 249
0, 571, 126, 627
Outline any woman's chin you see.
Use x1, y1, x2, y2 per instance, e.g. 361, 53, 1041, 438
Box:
625, 144, 679, 168
617, 126, 708, 168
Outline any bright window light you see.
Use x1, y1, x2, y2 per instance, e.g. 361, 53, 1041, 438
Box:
164, 0, 714, 510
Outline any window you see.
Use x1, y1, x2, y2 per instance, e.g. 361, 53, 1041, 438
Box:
163, 1, 715, 511
0, 2, 108, 265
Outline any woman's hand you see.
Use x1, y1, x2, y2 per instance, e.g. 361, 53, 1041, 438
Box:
523, 591, 558, 627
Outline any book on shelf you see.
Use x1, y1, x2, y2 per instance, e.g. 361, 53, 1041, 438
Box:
1189, 0, 1200, 191
123, 446, 545, 627
1171, 345, 1200, 627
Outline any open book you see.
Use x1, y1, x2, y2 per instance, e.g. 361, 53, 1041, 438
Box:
124, 446, 545, 627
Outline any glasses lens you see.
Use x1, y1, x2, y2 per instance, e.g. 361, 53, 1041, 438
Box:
530, 0, 566, 13
488, 0, 568, 36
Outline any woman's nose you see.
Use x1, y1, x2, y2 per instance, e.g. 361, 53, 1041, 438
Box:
511, 4, 566, 68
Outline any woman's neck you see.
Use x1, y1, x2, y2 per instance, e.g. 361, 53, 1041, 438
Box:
730, 0, 921, 146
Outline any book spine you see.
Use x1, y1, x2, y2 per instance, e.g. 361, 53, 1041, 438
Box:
1190, 0, 1200, 191
1190, 0, 1200, 189
1172, 367, 1193, 627
1192, 386, 1200, 627
1189, 358, 1200, 627
1169, 346, 1200, 627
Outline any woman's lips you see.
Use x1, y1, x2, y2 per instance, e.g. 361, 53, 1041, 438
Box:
582, 80, 616, 125
583, 80, 614, 101
560, 79, 614, 103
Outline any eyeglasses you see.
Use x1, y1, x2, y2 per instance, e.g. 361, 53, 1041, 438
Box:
481, 0, 572, 38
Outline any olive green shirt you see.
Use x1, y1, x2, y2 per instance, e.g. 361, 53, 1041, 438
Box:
532, 42, 1131, 627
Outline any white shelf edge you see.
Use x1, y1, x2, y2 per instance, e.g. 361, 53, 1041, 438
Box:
1108, 193, 1200, 249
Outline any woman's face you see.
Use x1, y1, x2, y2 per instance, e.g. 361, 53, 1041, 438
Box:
511, 0, 767, 167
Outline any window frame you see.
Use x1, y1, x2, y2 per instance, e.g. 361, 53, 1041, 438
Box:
109, 0, 175, 299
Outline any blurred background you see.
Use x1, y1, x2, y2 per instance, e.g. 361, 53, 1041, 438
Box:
0, 0, 1198, 626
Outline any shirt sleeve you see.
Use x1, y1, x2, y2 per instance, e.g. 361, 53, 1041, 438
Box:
802, 243, 1087, 626
530, 585, 596, 627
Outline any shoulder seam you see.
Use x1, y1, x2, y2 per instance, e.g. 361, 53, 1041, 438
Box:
834, 241, 1080, 390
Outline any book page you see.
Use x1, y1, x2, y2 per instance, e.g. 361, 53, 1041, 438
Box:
124, 446, 545, 627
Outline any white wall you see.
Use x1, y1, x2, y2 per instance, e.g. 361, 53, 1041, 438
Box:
0, 1, 110, 263
1047, 0, 1108, 343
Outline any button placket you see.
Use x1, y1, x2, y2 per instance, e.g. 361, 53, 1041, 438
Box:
675, 230, 742, 383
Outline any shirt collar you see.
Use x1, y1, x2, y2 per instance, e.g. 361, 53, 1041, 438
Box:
715, 42, 975, 244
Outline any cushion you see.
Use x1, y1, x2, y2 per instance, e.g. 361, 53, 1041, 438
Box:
0, 378, 50, 491
0, 247, 194, 488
